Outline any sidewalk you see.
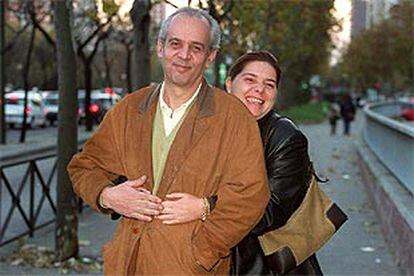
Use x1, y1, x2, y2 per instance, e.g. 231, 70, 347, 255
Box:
301, 113, 403, 275
0, 115, 405, 275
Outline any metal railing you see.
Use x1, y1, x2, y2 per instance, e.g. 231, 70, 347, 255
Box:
363, 100, 414, 195
0, 153, 57, 246
0, 149, 86, 247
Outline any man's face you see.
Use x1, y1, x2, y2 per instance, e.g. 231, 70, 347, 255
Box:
157, 15, 217, 89
226, 61, 278, 120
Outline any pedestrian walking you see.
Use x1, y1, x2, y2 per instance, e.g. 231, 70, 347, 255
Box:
67, 7, 269, 275
340, 94, 356, 135
328, 101, 340, 135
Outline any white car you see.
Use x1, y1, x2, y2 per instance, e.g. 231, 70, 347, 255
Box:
5, 90, 47, 128
43, 91, 59, 126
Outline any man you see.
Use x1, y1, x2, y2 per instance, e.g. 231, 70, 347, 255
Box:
68, 7, 269, 275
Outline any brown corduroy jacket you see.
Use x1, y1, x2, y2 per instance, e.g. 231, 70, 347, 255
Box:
67, 81, 269, 275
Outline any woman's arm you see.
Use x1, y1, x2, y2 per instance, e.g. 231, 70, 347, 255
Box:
251, 128, 311, 236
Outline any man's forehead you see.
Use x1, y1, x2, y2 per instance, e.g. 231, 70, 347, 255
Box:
166, 15, 210, 45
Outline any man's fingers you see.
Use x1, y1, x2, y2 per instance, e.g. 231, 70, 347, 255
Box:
136, 187, 151, 194
157, 214, 175, 221
161, 201, 175, 209
165, 193, 185, 199
137, 200, 162, 211
140, 193, 162, 204
128, 175, 147, 187
162, 219, 181, 225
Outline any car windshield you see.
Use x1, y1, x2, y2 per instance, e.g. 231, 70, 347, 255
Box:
45, 98, 58, 105
6, 98, 24, 105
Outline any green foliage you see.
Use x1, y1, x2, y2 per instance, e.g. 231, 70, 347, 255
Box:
340, 2, 413, 94
4, 29, 56, 89
222, 0, 337, 108
279, 101, 329, 124
102, 0, 120, 15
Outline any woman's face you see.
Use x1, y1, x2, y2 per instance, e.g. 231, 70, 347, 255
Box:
226, 61, 278, 120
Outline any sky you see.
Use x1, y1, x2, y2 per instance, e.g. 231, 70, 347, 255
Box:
331, 0, 352, 65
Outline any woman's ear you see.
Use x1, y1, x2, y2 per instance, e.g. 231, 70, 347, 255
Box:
225, 77, 232, 93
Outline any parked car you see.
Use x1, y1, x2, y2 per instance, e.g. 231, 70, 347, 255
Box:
43, 91, 59, 126
5, 90, 47, 128
77, 89, 121, 125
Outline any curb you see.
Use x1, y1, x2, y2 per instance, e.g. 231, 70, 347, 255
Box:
355, 139, 414, 275
0, 132, 92, 167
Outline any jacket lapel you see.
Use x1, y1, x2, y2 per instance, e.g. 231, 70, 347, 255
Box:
156, 80, 216, 196
132, 84, 161, 192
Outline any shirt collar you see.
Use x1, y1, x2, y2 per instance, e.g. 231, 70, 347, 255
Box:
159, 82, 202, 112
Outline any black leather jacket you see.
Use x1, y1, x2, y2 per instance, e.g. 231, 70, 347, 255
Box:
231, 110, 322, 275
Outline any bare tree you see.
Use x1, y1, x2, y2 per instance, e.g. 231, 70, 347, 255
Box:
74, 1, 117, 131
130, 0, 151, 90
53, 0, 79, 260
19, 24, 35, 143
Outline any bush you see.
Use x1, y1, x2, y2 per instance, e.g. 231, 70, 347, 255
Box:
279, 101, 328, 124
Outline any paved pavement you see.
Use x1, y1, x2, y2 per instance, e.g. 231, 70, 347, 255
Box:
0, 114, 405, 275
301, 114, 403, 275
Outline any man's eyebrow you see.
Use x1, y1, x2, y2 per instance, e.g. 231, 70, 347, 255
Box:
167, 37, 181, 43
167, 37, 206, 49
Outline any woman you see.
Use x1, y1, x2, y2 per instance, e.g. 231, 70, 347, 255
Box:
225, 51, 322, 275
158, 51, 323, 275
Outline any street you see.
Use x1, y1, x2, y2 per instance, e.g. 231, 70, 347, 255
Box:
5, 125, 68, 145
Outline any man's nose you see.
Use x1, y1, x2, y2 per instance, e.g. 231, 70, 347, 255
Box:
177, 45, 191, 60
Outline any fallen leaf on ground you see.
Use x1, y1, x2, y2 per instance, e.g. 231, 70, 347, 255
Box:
3, 244, 103, 273
360, 246, 375, 252
79, 240, 91, 247
327, 167, 336, 174
347, 206, 360, 213
332, 153, 341, 159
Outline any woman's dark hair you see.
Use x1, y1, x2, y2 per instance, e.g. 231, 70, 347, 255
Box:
228, 51, 282, 88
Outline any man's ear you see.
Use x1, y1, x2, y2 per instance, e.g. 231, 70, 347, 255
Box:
157, 40, 164, 58
205, 48, 218, 69
225, 77, 232, 93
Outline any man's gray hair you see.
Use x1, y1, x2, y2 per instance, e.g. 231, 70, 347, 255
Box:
158, 7, 221, 51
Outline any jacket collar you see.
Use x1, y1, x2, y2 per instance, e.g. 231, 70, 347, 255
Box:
138, 78, 215, 118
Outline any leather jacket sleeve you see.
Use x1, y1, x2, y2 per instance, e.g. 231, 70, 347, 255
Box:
251, 116, 311, 236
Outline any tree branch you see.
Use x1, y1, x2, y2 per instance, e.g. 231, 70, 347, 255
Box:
2, 22, 31, 54
163, 0, 178, 9
87, 31, 109, 64
217, 0, 234, 22
77, 13, 115, 52
28, 8, 56, 49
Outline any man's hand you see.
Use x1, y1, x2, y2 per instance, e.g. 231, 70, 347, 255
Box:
157, 193, 203, 224
100, 175, 163, 221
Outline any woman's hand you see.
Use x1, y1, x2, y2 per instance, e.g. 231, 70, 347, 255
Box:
157, 193, 204, 224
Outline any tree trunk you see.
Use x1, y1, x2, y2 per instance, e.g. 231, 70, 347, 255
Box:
53, 0, 79, 261
0, 0, 6, 144
83, 59, 93, 131
19, 25, 36, 143
125, 43, 132, 93
131, 0, 151, 90
214, 52, 223, 88
102, 40, 112, 88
